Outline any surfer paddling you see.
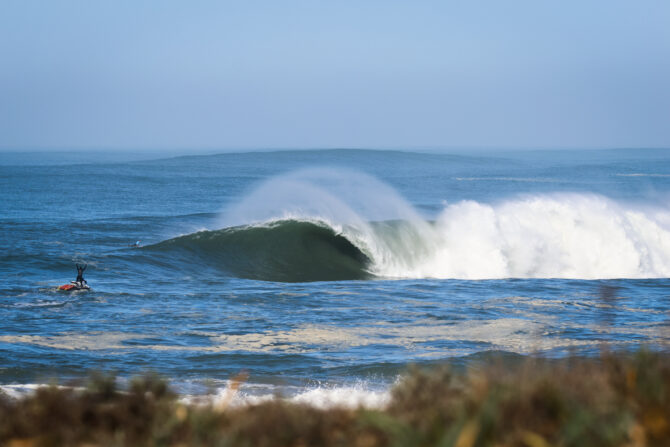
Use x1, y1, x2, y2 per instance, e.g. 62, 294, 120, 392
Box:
75, 263, 87, 286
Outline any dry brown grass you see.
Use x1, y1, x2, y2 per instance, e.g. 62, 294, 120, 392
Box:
1, 350, 669, 446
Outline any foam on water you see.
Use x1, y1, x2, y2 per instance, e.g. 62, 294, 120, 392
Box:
2, 382, 391, 410
0, 384, 81, 400
191, 382, 392, 410
220, 168, 670, 280
385, 194, 670, 279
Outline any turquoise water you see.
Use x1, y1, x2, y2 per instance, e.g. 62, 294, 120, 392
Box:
1, 149, 669, 404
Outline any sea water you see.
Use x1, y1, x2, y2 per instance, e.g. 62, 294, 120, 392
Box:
1, 149, 669, 407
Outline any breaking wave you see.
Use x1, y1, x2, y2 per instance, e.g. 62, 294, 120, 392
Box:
152, 169, 670, 282
151, 220, 371, 282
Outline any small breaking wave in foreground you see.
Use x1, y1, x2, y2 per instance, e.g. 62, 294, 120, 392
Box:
1, 382, 391, 410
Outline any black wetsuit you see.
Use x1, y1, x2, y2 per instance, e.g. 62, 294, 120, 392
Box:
76, 264, 87, 284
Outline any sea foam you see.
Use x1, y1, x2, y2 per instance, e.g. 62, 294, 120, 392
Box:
219, 168, 670, 280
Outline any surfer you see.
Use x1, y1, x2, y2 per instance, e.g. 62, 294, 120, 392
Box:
75, 263, 87, 285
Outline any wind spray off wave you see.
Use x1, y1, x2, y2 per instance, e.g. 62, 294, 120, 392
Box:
156, 168, 670, 281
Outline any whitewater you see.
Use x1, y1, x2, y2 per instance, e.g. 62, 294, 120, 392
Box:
165, 168, 670, 281
1, 148, 669, 407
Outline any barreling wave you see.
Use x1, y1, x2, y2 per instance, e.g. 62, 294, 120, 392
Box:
150, 169, 670, 282
150, 220, 372, 282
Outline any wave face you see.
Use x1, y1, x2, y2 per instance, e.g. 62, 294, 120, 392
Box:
152, 220, 371, 282
155, 168, 670, 281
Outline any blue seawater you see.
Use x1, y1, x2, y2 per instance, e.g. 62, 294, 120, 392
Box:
1, 149, 669, 404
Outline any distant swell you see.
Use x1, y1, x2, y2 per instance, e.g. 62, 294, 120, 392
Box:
151, 220, 371, 282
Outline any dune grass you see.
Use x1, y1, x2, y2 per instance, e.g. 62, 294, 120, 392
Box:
1, 350, 669, 446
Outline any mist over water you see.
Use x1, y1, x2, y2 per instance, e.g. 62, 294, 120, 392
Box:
222, 168, 423, 226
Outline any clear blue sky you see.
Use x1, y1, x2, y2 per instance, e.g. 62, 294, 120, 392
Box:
1, 0, 669, 150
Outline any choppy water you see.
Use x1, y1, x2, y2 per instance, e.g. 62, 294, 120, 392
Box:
1, 149, 669, 406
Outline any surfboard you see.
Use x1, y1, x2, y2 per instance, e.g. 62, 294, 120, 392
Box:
58, 282, 90, 291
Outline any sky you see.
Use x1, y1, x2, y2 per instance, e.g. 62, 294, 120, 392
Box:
1, 0, 669, 151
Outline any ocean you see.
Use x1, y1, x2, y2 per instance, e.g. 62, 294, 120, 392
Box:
1, 148, 669, 407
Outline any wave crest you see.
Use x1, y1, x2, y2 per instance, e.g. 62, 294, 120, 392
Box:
151, 220, 371, 282
151, 169, 670, 281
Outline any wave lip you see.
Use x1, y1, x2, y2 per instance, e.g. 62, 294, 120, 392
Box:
151, 219, 371, 282
149, 168, 670, 282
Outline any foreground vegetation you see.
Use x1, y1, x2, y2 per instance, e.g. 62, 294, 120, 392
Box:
1, 350, 669, 447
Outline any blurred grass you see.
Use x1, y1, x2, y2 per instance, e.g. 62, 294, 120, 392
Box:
1, 350, 669, 446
